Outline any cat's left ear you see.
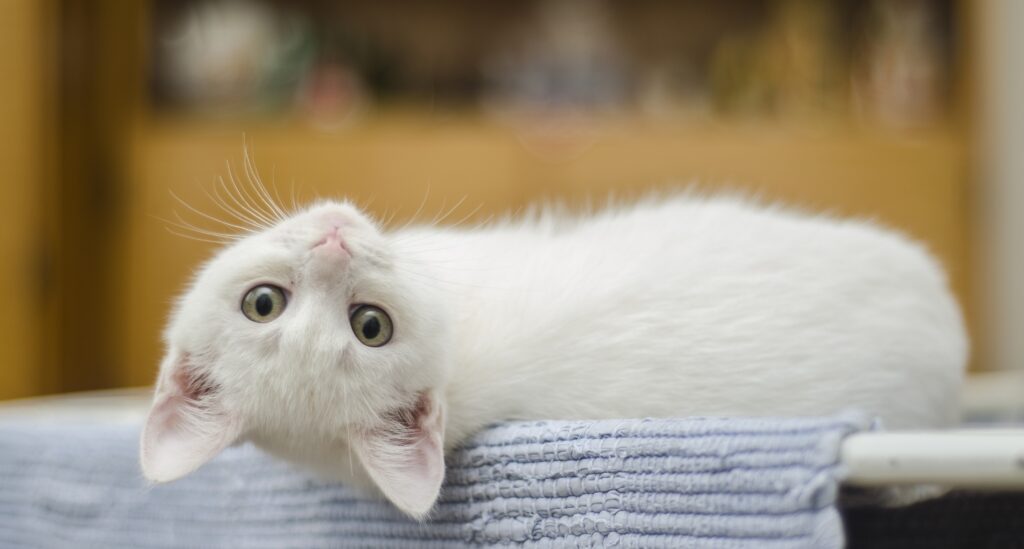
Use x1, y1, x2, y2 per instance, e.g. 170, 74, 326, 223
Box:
140, 350, 241, 482
352, 391, 446, 520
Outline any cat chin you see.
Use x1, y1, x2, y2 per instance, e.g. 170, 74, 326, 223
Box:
247, 389, 436, 474
251, 433, 370, 487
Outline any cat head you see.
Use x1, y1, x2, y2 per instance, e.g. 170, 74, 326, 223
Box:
140, 200, 451, 518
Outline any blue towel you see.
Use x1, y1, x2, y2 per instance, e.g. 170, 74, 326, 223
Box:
0, 415, 866, 548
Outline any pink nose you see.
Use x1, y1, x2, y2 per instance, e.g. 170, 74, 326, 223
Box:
313, 226, 351, 256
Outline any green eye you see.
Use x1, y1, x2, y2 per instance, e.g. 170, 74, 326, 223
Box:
350, 305, 393, 347
241, 285, 287, 322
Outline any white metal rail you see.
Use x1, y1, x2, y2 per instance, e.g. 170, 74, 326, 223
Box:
841, 430, 1024, 488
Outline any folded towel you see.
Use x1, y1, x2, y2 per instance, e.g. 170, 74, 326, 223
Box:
0, 415, 867, 548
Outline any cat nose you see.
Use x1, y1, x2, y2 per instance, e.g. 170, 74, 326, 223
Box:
312, 226, 351, 257
308, 227, 351, 280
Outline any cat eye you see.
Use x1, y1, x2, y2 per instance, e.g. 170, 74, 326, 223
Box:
350, 305, 393, 347
241, 285, 287, 323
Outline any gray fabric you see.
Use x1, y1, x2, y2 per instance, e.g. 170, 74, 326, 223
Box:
0, 415, 866, 548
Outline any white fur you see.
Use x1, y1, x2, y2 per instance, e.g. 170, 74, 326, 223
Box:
142, 193, 968, 519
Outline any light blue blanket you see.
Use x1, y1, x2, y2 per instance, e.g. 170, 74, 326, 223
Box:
0, 415, 866, 548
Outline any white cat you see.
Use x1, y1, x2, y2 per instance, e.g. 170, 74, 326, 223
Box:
141, 191, 967, 519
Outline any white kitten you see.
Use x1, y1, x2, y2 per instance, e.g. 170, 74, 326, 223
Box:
141, 194, 968, 519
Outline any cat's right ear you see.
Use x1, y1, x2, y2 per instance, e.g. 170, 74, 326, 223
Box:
140, 350, 240, 482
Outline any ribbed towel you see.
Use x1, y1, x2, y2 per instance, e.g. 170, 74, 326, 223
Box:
0, 415, 866, 548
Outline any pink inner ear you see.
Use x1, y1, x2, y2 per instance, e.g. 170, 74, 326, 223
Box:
353, 391, 446, 520
140, 353, 239, 483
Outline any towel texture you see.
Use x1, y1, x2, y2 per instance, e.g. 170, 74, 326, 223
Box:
0, 415, 866, 548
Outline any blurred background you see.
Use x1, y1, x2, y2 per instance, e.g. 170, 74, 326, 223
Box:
0, 0, 1020, 403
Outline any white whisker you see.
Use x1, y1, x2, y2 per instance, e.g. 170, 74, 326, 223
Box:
216, 175, 270, 230
344, 390, 355, 478
225, 160, 278, 228
269, 165, 294, 219
444, 202, 484, 229
163, 226, 233, 245
395, 185, 431, 232
243, 145, 288, 222
429, 195, 468, 227
167, 212, 245, 241
168, 190, 253, 234
380, 206, 401, 228
205, 180, 260, 229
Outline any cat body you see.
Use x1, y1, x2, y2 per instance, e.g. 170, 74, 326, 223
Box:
141, 194, 967, 518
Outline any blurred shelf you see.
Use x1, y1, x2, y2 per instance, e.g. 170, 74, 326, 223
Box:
129, 110, 967, 209
137, 109, 964, 145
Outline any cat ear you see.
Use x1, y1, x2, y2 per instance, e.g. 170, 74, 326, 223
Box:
140, 351, 240, 482
352, 391, 446, 520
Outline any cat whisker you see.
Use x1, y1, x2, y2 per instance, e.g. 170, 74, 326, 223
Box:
353, 194, 376, 215
225, 160, 279, 228
206, 179, 264, 231
289, 179, 299, 214
215, 175, 271, 231
352, 388, 377, 428
163, 226, 235, 245
344, 389, 355, 478
168, 190, 255, 234
165, 212, 246, 241
441, 202, 484, 230
394, 185, 432, 233
379, 206, 399, 228
242, 145, 289, 222
226, 158, 269, 223
426, 195, 463, 227
269, 165, 293, 219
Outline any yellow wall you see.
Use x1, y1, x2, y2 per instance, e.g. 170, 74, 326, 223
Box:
0, 0, 46, 399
